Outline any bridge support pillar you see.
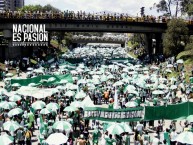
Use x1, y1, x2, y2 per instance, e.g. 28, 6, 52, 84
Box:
155, 33, 163, 54
145, 33, 153, 56
121, 43, 125, 48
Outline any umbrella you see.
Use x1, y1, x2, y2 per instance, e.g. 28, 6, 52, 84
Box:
0, 101, 16, 110
186, 115, 193, 122
11, 83, 21, 87
59, 79, 68, 84
113, 81, 124, 87
152, 90, 165, 95
0, 134, 13, 145
106, 123, 125, 135
63, 106, 77, 112
124, 85, 136, 93
9, 95, 21, 102
158, 84, 168, 90
177, 59, 183, 64
125, 101, 138, 108
40, 108, 51, 115
5, 73, 13, 77
46, 103, 60, 111
27, 67, 33, 71
77, 79, 87, 84
46, 133, 68, 145
32, 101, 46, 110
48, 77, 56, 82
175, 131, 193, 144
53, 121, 72, 131
3, 121, 20, 132
167, 64, 173, 68
165, 69, 172, 73
8, 108, 23, 117
170, 85, 177, 90
119, 122, 133, 133
75, 91, 86, 99
70, 101, 83, 108
64, 90, 75, 97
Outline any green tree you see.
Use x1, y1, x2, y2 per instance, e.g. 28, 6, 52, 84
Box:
151, 0, 192, 17
163, 18, 189, 57
18, 4, 60, 12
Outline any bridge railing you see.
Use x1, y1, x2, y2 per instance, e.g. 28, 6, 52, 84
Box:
0, 11, 193, 25
0, 11, 181, 23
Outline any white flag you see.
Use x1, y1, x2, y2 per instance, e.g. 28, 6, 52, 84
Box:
113, 88, 119, 109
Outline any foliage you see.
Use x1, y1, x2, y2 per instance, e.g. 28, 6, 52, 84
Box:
163, 18, 189, 57
18, 4, 61, 12
130, 34, 145, 47
151, 0, 192, 17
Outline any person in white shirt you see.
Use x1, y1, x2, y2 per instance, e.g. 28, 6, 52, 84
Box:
170, 129, 177, 145
136, 121, 144, 136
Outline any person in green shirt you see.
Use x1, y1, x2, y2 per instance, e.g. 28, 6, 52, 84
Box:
105, 134, 116, 145
92, 129, 100, 145
163, 128, 170, 145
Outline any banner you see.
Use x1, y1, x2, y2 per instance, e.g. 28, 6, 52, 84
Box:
144, 102, 193, 121
84, 107, 144, 122
10, 74, 73, 87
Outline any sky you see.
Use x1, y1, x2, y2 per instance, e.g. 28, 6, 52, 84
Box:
25, 0, 161, 16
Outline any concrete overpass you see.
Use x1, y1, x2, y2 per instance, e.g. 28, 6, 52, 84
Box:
0, 18, 193, 59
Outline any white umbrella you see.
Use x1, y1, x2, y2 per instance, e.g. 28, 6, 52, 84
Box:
32, 101, 46, 110
75, 91, 86, 99
40, 108, 51, 115
167, 64, 173, 68
175, 131, 193, 144
65, 90, 75, 97
125, 101, 138, 108
5, 73, 13, 77
0, 134, 13, 145
11, 83, 21, 87
8, 108, 23, 117
27, 67, 33, 71
177, 59, 184, 64
170, 85, 177, 90
46, 133, 68, 145
152, 90, 165, 95
70, 101, 83, 108
106, 123, 125, 135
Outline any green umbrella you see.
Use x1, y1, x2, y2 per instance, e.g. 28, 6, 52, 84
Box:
106, 123, 125, 135
63, 106, 77, 112
46, 103, 60, 111
3, 121, 20, 132
53, 121, 72, 131
40, 108, 51, 115
9, 95, 21, 102
8, 108, 23, 117
0, 134, 14, 145
32, 101, 46, 110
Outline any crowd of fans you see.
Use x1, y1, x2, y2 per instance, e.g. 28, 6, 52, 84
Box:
0, 10, 172, 23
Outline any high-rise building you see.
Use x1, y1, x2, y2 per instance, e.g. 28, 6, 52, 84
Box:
0, 0, 24, 11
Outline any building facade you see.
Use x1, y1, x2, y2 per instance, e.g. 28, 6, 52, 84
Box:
0, 0, 24, 11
